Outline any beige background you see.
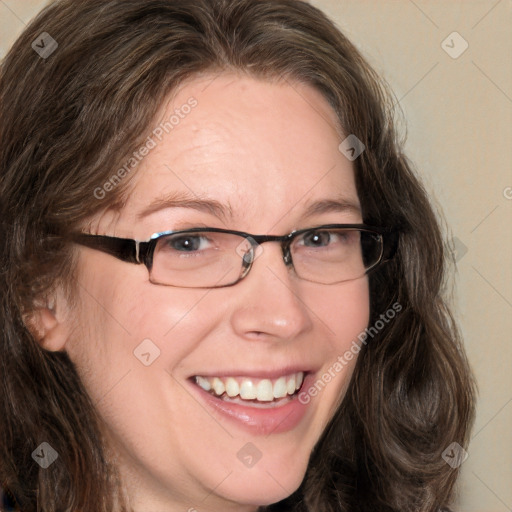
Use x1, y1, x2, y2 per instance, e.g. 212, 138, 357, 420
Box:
1, 1, 511, 511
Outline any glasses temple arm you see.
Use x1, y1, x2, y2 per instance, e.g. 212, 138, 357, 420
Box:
70, 233, 141, 264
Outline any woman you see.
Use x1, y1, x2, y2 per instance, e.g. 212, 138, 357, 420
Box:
0, 0, 475, 511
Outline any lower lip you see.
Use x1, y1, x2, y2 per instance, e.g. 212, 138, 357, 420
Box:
189, 374, 315, 436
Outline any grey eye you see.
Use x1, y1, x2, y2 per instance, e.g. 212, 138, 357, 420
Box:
302, 230, 332, 247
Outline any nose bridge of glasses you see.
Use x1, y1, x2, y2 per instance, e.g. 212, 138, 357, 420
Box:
244, 233, 294, 267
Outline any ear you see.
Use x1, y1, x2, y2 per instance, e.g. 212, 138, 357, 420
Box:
25, 291, 73, 352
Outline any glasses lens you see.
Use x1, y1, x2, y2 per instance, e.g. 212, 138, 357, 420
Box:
291, 228, 383, 284
150, 231, 245, 287
149, 228, 384, 287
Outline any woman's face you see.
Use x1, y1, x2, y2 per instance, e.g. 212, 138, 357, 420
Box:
64, 73, 369, 511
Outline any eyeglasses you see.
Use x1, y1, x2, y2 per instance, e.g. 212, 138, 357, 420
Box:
70, 224, 398, 288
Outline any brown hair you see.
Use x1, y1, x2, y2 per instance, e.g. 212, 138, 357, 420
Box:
0, 0, 475, 511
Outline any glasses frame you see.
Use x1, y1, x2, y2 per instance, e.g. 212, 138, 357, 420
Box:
70, 224, 398, 288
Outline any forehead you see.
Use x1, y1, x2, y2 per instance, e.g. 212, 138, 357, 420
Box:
108, 73, 360, 235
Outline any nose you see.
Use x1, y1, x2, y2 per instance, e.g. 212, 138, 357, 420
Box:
229, 243, 313, 341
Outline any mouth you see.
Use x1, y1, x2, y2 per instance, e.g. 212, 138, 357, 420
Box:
187, 370, 313, 435
192, 371, 305, 407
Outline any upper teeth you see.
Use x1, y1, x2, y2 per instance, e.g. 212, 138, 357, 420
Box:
194, 372, 305, 402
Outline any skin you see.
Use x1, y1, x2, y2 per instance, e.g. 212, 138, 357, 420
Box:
39, 73, 370, 512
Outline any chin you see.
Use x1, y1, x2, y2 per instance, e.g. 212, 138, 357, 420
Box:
217, 461, 307, 507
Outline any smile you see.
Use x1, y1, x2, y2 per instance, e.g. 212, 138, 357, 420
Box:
188, 369, 314, 435
194, 372, 305, 403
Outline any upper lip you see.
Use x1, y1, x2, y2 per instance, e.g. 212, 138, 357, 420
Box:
189, 366, 314, 380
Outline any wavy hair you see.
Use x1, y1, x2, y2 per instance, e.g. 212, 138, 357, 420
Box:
0, 0, 475, 511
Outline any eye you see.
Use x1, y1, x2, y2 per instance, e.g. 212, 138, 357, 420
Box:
295, 228, 360, 253
300, 230, 337, 248
164, 234, 213, 252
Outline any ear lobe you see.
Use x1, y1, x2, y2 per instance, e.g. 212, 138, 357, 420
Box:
25, 297, 72, 352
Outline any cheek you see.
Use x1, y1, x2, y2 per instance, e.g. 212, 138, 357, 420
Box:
67, 257, 222, 397
309, 277, 370, 345
329, 279, 370, 380
302, 278, 369, 411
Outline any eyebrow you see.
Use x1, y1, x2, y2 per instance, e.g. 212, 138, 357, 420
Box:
301, 198, 361, 218
137, 191, 233, 222
137, 191, 361, 223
